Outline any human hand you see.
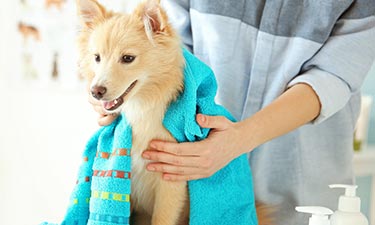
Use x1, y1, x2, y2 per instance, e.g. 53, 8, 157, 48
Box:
142, 114, 251, 181
88, 94, 118, 126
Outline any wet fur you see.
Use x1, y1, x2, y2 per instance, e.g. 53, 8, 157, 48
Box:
76, 0, 270, 224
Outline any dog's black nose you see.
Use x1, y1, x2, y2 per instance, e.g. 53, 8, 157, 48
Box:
91, 85, 107, 100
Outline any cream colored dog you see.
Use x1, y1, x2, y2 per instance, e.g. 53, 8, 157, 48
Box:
76, 0, 270, 224
77, 0, 188, 224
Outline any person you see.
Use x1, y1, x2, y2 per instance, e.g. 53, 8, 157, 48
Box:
89, 0, 375, 224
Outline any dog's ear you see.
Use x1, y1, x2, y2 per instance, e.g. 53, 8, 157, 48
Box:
76, 0, 108, 28
137, 0, 168, 41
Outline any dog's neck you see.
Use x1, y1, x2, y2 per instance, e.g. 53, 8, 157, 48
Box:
121, 76, 182, 147
122, 75, 183, 131
123, 98, 169, 127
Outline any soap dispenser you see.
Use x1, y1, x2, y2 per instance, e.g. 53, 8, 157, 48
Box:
295, 206, 333, 225
329, 184, 368, 225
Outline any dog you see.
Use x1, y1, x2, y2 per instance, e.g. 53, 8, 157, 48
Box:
77, 0, 187, 224
45, 0, 65, 10
18, 22, 41, 42
76, 0, 271, 224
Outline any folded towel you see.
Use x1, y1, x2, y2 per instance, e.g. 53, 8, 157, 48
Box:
41, 49, 258, 225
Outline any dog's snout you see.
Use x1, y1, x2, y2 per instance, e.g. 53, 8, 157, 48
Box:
91, 85, 107, 100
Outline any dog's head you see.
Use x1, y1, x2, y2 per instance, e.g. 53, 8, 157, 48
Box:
77, 0, 183, 114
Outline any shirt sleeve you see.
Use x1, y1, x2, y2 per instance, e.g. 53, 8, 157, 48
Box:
287, 1, 375, 124
162, 0, 193, 51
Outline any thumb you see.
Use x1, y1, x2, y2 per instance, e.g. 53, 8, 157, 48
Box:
196, 114, 231, 130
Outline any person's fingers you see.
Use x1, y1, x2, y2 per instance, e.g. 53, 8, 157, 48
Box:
162, 173, 206, 182
97, 113, 118, 126
146, 162, 201, 176
149, 140, 205, 156
142, 150, 200, 167
197, 114, 232, 130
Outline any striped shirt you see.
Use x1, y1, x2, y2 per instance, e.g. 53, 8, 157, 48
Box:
162, 0, 375, 224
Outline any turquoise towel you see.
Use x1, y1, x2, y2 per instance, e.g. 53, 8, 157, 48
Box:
42, 49, 258, 225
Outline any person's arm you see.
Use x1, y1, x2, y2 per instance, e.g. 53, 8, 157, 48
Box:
142, 83, 321, 181
142, 1, 375, 181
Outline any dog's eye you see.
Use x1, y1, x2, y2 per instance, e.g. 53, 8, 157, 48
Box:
120, 55, 136, 64
94, 54, 101, 63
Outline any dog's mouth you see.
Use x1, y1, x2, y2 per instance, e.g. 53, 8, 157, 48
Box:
102, 80, 138, 111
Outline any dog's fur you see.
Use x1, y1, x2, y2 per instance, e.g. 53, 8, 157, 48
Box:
76, 0, 270, 224
77, 0, 187, 224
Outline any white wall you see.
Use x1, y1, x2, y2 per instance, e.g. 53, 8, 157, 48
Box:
0, 1, 107, 224
0, 83, 99, 225
0, 0, 142, 223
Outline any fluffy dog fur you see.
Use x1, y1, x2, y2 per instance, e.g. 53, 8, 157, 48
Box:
77, 0, 187, 224
76, 0, 270, 224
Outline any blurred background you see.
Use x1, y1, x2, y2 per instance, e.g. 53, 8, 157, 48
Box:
0, 1, 139, 224
0, 1, 374, 225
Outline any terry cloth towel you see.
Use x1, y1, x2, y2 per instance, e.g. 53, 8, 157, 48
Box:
41, 49, 258, 225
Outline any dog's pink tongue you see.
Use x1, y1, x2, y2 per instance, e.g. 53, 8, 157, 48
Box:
103, 100, 116, 110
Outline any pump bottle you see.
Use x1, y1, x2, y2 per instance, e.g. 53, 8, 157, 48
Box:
295, 206, 333, 225
329, 184, 368, 225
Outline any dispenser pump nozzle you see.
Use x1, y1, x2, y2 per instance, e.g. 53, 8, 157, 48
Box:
329, 184, 360, 212
329, 184, 357, 197
295, 206, 333, 225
